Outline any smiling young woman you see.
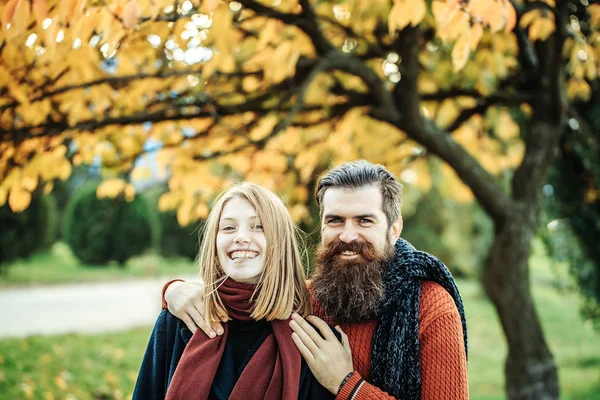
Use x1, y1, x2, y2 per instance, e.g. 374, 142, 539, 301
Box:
133, 182, 334, 400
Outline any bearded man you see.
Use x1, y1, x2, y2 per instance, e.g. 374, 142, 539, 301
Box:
161, 160, 469, 399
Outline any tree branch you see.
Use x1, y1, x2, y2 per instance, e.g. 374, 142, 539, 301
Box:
446, 92, 532, 132
391, 26, 513, 223
0, 69, 206, 113
237, 0, 334, 55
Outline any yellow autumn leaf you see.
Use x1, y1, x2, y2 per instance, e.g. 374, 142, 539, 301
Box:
451, 31, 471, 72
177, 198, 195, 226
122, 1, 141, 28
21, 176, 37, 192
388, 0, 411, 35
567, 78, 591, 101
32, 0, 48, 27
11, 0, 30, 35
7, 80, 29, 105
2, 0, 19, 30
61, 0, 85, 25
504, 1, 517, 32
519, 10, 539, 28
408, 0, 427, 27
44, 182, 53, 194
158, 191, 182, 211
201, 0, 220, 14
249, 115, 279, 141
124, 184, 136, 201
441, 163, 474, 202
97, 178, 126, 199
8, 186, 32, 213
195, 203, 209, 219
289, 203, 310, 224
469, 24, 483, 51
529, 17, 555, 42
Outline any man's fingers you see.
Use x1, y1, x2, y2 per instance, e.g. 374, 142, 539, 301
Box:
211, 322, 224, 336
179, 314, 198, 333
291, 332, 315, 362
291, 314, 326, 346
336, 325, 351, 353
290, 319, 321, 355
306, 315, 337, 342
186, 306, 218, 338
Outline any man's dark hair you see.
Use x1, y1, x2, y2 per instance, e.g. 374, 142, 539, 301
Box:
315, 160, 404, 226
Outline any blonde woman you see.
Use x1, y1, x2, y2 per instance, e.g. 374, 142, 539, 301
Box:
133, 183, 335, 400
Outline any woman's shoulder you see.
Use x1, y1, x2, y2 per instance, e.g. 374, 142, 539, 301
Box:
151, 309, 193, 342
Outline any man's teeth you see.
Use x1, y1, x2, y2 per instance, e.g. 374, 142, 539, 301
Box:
341, 251, 357, 256
230, 251, 258, 260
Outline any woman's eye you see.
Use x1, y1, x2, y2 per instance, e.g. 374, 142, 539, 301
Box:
254, 224, 263, 230
222, 226, 235, 231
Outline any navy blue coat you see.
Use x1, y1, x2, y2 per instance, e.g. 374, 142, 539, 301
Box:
133, 310, 334, 400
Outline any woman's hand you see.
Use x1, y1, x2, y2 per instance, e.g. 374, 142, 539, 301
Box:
165, 281, 224, 337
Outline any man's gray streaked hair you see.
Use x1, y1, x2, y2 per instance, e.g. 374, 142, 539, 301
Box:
315, 160, 403, 227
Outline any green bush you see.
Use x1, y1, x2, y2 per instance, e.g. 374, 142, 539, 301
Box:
63, 181, 160, 265
158, 211, 201, 260
0, 193, 58, 267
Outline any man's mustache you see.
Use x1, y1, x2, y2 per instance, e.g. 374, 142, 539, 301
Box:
320, 239, 380, 262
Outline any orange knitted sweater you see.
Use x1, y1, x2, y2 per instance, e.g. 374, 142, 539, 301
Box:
313, 281, 469, 400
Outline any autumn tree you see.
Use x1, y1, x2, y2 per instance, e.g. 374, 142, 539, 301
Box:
1, 0, 599, 398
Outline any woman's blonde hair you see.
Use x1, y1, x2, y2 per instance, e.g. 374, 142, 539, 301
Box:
199, 182, 311, 322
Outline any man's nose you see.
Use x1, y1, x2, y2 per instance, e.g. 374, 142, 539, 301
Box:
339, 222, 359, 243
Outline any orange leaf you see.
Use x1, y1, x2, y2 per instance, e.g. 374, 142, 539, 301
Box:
2, 0, 19, 29
8, 186, 32, 213
122, 1, 141, 29
504, 1, 517, 32
201, 0, 219, 14
11, 0, 30, 34
7, 80, 29, 105
32, 0, 48, 27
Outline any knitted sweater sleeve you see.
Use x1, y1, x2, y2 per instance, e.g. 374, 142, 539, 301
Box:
418, 282, 468, 400
334, 282, 468, 400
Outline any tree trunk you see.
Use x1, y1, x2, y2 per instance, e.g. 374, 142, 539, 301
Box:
483, 209, 559, 399
388, 23, 567, 400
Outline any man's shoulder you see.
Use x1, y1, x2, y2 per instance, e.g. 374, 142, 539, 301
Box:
418, 281, 459, 330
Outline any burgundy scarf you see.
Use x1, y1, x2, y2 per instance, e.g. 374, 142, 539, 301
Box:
165, 278, 301, 400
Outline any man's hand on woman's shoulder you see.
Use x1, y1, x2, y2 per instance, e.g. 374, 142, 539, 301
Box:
164, 280, 224, 337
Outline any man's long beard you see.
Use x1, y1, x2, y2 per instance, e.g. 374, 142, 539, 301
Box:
311, 239, 394, 323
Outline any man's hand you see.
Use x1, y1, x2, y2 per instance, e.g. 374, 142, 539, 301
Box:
289, 314, 353, 394
165, 281, 224, 337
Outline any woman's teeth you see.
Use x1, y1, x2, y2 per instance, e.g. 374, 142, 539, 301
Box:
230, 251, 258, 260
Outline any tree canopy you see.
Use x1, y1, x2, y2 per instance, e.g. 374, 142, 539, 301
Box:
1, 0, 578, 222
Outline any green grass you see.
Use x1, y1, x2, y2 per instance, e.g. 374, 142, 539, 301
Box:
0, 242, 197, 287
1, 276, 598, 400
0, 240, 598, 399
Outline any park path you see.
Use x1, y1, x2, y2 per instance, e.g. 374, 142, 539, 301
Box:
0, 276, 196, 339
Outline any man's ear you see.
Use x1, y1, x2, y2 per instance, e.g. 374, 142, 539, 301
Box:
390, 217, 402, 242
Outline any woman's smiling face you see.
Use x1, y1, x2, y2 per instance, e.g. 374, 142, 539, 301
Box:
216, 196, 267, 284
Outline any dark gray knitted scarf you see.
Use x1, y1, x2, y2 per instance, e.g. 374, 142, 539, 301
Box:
370, 239, 468, 399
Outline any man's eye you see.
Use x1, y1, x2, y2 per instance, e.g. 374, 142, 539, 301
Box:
360, 219, 373, 224
328, 218, 342, 224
